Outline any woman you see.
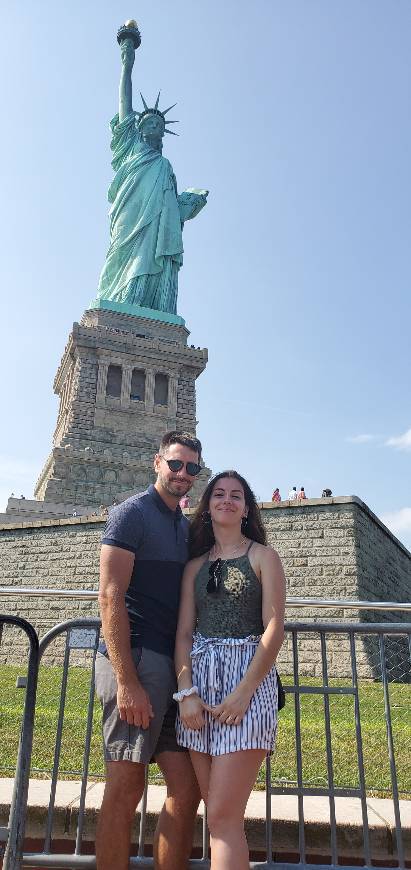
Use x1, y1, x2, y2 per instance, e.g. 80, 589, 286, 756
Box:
174, 471, 286, 869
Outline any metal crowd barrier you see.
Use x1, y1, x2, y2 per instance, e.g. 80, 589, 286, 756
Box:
0, 593, 410, 870
266, 621, 410, 870
0, 616, 39, 870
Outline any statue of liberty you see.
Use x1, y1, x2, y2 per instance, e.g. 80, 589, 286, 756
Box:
94, 21, 208, 317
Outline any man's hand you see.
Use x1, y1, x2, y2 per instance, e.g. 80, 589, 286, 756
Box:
179, 693, 207, 730
117, 680, 154, 729
207, 686, 252, 726
120, 38, 135, 72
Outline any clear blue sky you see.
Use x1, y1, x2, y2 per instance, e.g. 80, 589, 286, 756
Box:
1, 2, 410, 551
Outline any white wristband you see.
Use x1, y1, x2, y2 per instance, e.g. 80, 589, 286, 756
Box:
172, 686, 199, 702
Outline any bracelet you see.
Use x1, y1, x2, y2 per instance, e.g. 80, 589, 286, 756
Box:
172, 686, 199, 702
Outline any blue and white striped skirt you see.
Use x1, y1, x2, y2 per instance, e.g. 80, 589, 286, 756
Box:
176, 633, 278, 756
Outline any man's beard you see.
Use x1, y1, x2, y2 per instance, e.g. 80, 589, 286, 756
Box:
158, 472, 192, 498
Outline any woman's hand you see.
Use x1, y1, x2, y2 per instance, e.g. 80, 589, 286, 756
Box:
207, 687, 252, 726
179, 693, 207, 730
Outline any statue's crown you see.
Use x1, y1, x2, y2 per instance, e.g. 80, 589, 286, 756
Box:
137, 92, 179, 135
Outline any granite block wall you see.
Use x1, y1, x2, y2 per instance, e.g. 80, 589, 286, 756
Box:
0, 497, 410, 676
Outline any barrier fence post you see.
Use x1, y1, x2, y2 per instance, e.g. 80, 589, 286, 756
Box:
2, 616, 39, 870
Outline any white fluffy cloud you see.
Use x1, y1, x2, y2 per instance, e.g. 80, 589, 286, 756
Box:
385, 428, 411, 451
346, 434, 375, 444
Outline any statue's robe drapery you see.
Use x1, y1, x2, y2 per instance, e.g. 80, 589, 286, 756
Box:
96, 112, 205, 315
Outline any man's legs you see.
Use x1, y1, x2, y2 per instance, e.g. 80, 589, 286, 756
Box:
96, 760, 146, 870
154, 750, 201, 870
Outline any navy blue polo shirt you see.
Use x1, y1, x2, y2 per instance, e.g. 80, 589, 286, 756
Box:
102, 485, 189, 658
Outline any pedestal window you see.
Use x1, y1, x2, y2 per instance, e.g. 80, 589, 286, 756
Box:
154, 373, 168, 406
106, 365, 122, 398
130, 369, 146, 402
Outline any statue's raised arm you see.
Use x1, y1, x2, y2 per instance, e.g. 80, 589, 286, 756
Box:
117, 21, 141, 122
119, 38, 135, 122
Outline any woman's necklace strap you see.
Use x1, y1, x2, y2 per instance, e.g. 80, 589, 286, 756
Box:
211, 536, 247, 560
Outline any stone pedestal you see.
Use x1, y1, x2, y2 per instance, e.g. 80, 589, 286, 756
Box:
34, 308, 210, 508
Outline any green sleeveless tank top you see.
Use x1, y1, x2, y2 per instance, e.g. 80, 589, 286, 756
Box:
194, 545, 264, 638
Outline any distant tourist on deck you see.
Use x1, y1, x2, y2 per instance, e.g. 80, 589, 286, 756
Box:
180, 495, 191, 509
297, 487, 307, 500
288, 486, 298, 501
272, 487, 281, 503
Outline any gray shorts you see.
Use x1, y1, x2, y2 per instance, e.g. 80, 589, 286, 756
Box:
95, 646, 186, 764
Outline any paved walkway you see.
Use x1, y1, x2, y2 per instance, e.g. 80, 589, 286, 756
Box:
0, 778, 410, 861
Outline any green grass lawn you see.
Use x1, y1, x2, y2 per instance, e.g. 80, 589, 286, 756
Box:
0, 665, 410, 798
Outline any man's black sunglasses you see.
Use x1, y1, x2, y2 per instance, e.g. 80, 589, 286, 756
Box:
207, 558, 223, 594
161, 457, 202, 477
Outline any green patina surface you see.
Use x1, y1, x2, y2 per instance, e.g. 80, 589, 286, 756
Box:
90, 22, 208, 323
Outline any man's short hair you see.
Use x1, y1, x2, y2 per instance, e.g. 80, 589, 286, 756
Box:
159, 431, 202, 461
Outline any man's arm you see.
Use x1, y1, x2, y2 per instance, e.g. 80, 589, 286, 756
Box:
119, 38, 135, 123
99, 543, 153, 728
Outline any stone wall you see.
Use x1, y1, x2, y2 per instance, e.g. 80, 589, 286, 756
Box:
176, 370, 197, 427
0, 497, 410, 676
0, 517, 101, 664
260, 496, 411, 680
262, 496, 411, 605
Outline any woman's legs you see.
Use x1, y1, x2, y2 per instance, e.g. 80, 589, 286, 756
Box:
206, 749, 266, 870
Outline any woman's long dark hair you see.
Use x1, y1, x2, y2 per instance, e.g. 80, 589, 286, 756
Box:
189, 470, 267, 558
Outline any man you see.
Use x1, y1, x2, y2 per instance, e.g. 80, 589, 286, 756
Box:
95, 431, 203, 870
288, 486, 298, 501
